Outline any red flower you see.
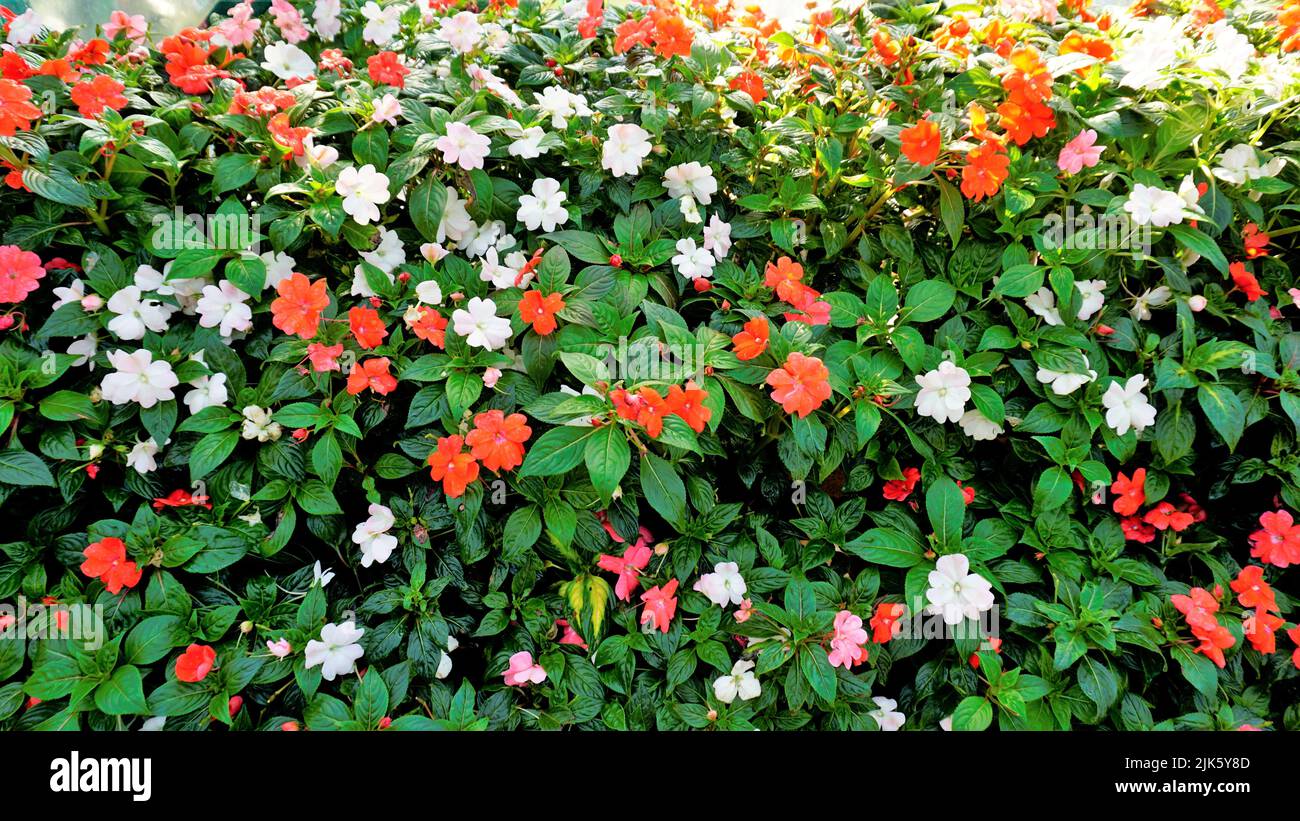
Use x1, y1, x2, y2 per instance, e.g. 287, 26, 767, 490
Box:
731, 316, 770, 361
348, 306, 388, 349
367, 51, 410, 87
175, 644, 216, 682
765, 352, 832, 418
1121, 516, 1156, 543
152, 489, 212, 511
518, 290, 566, 335
0, 78, 41, 136
268, 112, 311, 157
70, 39, 111, 66
665, 380, 712, 432
1110, 469, 1146, 516
80, 537, 143, 594
1230, 565, 1277, 614
639, 579, 679, 633
883, 467, 921, 502
1229, 261, 1267, 301
1248, 509, 1300, 568
70, 74, 127, 118
1289, 626, 1300, 670
1244, 611, 1285, 654
1171, 587, 1235, 668
306, 342, 344, 372
271, 273, 329, 339
230, 86, 295, 117
464, 410, 532, 472
346, 357, 398, 396
612, 387, 670, 438
1242, 223, 1270, 259
869, 602, 906, 643
0, 244, 45, 303
1143, 501, 1193, 532
728, 70, 767, 103
427, 435, 479, 498
900, 118, 942, 166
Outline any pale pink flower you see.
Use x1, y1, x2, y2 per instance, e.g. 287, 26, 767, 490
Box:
105, 10, 148, 41
267, 638, 292, 658
827, 609, 868, 669
502, 651, 547, 686
1057, 129, 1105, 175
483, 367, 502, 388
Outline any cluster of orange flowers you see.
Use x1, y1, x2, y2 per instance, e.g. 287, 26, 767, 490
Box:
611, 381, 711, 438
1171, 586, 1235, 668
427, 410, 533, 497
614, 0, 695, 59
1279, 0, 1300, 50
159, 28, 233, 95
763, 257, 828, 326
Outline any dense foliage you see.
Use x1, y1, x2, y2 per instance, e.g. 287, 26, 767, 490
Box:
1, 0, 1299, 732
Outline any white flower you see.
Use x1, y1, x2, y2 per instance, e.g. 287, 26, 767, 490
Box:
959, 409, 1002, 441
1075, 279, 1106, 321
478, 246, 522, 289
702, 214, 732, 259
436, 121, 491, 171
261, 41, 314, 80
52, 278, 88, 310
313, 561, 335, 588
295, 135, 339, 169
68, 334, 98, 368
371, 93, 402, 126
139, 716, 167, 731
468, 64, 522, 107
516, 178, 569, 232
437, 10, 482, 53
679, 195, 702, 224
940, 715, 953, 731
312, 0, 342, 39
126, 438, 162, 475
436, 186, 473, 244
304, 621, 365, 681
1115, 17, 1186, 90
693, 562, 747, 607
1025, 287, 1062, 326
184, 373, 229, 415
435, 635, 459, 679
914, 360, 971, 424
671, 238, 715, 280
100, 350, 178, 409
1123, 183, 1187, 228
1177, 174, 1201, 210
336, 164, 391, 225
534, 86, 590, 129
1212, 143, 1286, 186
361, 226, 407, 273
1035, 355, 1096, 396
712, 659, 761, 704
507, 126, 548, 159
107, 286, 171, 341
663, 161, 718, 206
261, 251, 297, 290
869, 696, 907, 731
6, 10, 44, 45
924, 553, 995, 626
420, 242, 449, 264
462, 220, 509, 258
196, 280, 253, 338
601, 123, 653, 178
452, 297, 513, 350
1198, 21, 1254, 81
416, 279, 443, 305
1102, 374, 1157, 437
353, 503, 398, 568
361, 1, 401, 44
241, 405, 283, 442
1131, 286, 1172, 321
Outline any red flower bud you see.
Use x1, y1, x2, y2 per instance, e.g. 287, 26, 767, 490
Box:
228, 695, 243, 717
608, 254, 622, 268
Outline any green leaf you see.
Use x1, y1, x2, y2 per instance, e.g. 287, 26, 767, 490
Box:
189, 430, 239, 482
903, 280, 955, 323
39, 390, 96, 422
1076, 655, 1119, 717
925, 476, 965, 550
353, 668, 390, 729
952, 696, 993, 731
518, 426, 597, 477
991, 264, 1043, 299
844, 528, 924, 567
1196, 383, 1244, 452
296, 479, 343, 515
213, 153, 261, 193
1165, 224, 1229, 275
409, 178, 447, 243
94, 665, 148, 715
798, 647, 837, 702
639, 452, 687, 528
1033, 466, 1072, 511
584, 424, 631, 499
0, 449, 55, 487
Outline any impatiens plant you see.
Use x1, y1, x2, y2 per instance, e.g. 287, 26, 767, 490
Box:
1, 0, 1299, 733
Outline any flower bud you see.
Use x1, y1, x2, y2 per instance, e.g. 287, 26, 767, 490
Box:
1188, 295, 1207, 312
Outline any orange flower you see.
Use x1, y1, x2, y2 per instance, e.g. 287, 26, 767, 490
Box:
997, 95, 1056, 145
870, 602, 907, 643
613, 387, 670, 438
306, 342, 344, 372
666, 380, 712, 432
0, 78, 41, 137
960, 143, 1010, 201
731, 316, 770, 361
1143, 501, 1193, 532
1230, 565, 1277, 614
763, 256, 805, 303
1230, 261, 1267, 301
70, 39, 111, 66
348, 306, 388, 349
900, 118, 941, 166
271, 273, 329, 339
407, 305, 448, 348
465, 410, 532, 472
614, 16, 655, 53
1058, 32, 1114, 63
427, 434, 480, 497
1110, 469, 1146, 516
346, 357, 398, 396
518, 290, 565, 335
783, 282, 830, 326
651, 12, 694, 58
728, 70, 766, 104
1243, 223, 1270, 259
80, 537, 143, 594
268, 112, 311, 157
175, 644, 216, 682
765, 352, 832, 418
70, 75, 127, 118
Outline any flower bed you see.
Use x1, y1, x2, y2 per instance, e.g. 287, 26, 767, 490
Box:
0, 0, 1298, 731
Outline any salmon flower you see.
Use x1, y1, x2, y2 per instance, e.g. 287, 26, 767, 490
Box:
0, 245, 45, 303
766, 352, 832, 418
731, 316, 769, 361
763, 256, 806, 303
70, 74, 128, 118
348, 306, 388, 349
427, 434, 479, 497
639, 578, 679, 633
666, 380, 712, 432
175, 644, 217, 682
612, 386, 670, 438
306, 342, 344, 372
518, 290, 565, 335
1110, 469, 1146, 516
960, 143, 1010, 201
1249, 509, 1300, 568
271, 273, 329, 339
80, 536, 143, 594
597, 539, 653, 601
900, 118, 941, 166
0, 78, 41, 136
464, 409, 532, 472
345, 357, 397, 396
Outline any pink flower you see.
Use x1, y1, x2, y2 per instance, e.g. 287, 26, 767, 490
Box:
105, 10, 148, 41
1057, 129, 1105, 175
270, 0, 310, 43
555, 619, 587, 649
827, 609, 869, 670
483, 367, 502, 388
596, 523, 653, 601
733, 598, 753, 623
0, 245, 45, 304
212, 1, 260, 48
502, 651, 547, 686
266, 638, 292, 658
639, 579, 679, 633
